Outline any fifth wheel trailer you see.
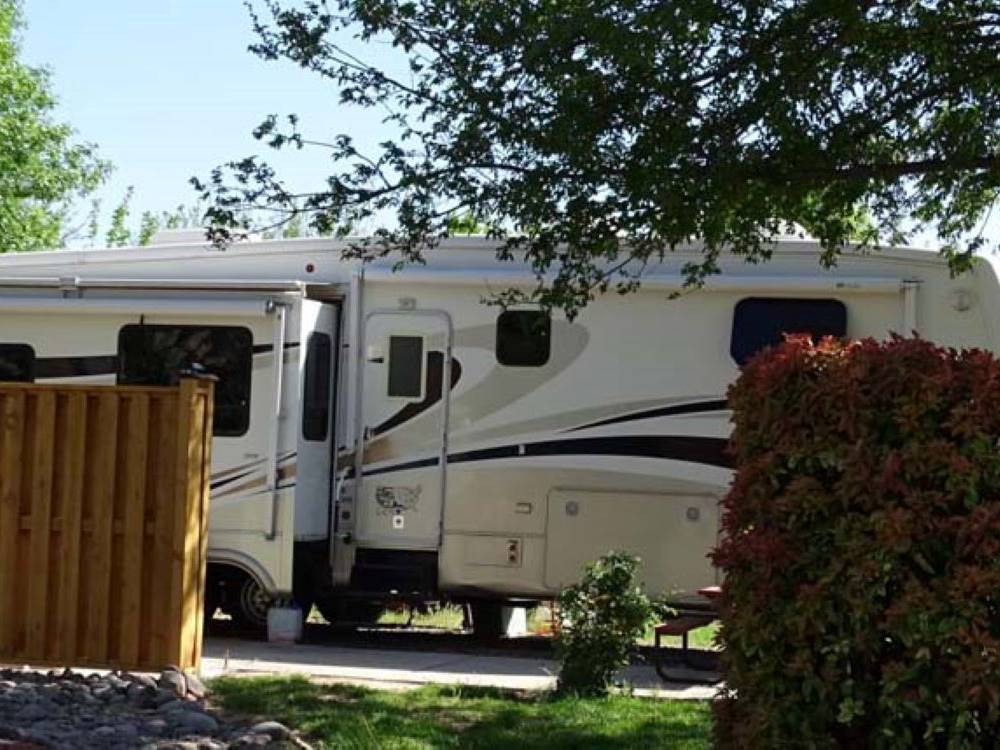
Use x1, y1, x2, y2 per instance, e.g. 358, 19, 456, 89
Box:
0, 236, 997, 632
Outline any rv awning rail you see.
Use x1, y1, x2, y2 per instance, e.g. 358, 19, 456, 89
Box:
0, 277, 307, 293
0, 297, 281, 318
362, 269, 910, 294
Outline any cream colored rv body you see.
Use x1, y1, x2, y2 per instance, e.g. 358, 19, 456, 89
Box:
0, 237, 996, 623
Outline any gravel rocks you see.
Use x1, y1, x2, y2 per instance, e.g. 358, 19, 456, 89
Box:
0, 668, 308, 749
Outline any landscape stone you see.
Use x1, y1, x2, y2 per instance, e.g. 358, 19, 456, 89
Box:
0, 667, 294, 748
153, 687, 182, 706
174, 710, 219, 734
159, 669, 188, 698
184, 672, 208, 700
248, 722, 291, 740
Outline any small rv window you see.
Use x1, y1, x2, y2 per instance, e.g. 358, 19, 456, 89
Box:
0, 344, 34, 382
730, 297, 847, 365
496, 310, 551, 367
117, 325, 253, 437
302, 332, 332, 442
387, 335, 425, 400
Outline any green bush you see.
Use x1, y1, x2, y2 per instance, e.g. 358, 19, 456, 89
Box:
714, 335, 1000, 748
555, 551, 659, 695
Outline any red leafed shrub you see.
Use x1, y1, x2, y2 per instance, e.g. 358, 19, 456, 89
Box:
714, 335, 1000, 749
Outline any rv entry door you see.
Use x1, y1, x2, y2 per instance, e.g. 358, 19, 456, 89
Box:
356, 310, 452, 550
295, 300, 340, 540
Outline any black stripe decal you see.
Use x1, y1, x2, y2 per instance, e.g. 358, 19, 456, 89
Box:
362, 434, 731, 477
210, 470, 254, 491
566, 399, 729, 432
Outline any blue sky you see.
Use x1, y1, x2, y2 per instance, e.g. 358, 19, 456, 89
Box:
20, 1, 398, 238
18, 1, 998, 251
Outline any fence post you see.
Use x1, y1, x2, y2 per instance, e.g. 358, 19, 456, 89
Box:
173, 376, 215, 670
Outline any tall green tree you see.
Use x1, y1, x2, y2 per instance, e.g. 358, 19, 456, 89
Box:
0, 0, 108, 252
198, 0, 1000, 317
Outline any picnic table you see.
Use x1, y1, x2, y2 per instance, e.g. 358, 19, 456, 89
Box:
653, 586, 722, 682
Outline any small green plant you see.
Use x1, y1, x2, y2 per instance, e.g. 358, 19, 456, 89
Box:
555, 551, 661, 696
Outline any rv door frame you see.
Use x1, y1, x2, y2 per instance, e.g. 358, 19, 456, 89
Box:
354, 307, 454, 547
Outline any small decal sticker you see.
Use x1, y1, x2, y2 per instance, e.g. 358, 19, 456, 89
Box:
375, 484, 421, 516
392, 514, 405, 530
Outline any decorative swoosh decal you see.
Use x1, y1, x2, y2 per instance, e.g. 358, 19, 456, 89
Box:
566, 399, 729, 432
371, 352, 462, 437
362, 434, 731, 476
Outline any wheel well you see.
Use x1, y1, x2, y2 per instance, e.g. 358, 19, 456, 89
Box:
206, 562, 261, 608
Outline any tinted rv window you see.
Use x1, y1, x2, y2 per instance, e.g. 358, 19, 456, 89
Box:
302, 332, 332, 441
496, 311, 551, 367
117, 325, 253, 437
387, 335, 425, 399
730, 298, 847, 365
0, 344, 34, 382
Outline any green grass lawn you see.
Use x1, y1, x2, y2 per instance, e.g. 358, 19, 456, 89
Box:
211, 676, 713, 749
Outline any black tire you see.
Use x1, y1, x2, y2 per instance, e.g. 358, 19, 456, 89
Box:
232, 573, 272, 631
469, 600, 503, 640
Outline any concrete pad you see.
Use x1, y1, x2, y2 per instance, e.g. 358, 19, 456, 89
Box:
201, 638, 720, 700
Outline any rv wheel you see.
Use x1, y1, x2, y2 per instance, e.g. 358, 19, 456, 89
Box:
233, 575, 272, 631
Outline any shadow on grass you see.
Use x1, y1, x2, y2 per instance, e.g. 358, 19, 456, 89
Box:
211, 676, 711, 749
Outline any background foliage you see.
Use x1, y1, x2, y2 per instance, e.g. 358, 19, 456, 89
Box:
715, 336, 1000, 748
200, 0, 999, 317
0, 0, 108, 251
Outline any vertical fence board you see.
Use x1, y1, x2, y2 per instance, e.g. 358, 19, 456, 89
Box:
177, 382, 212, 667
55, 393, 88, 663
118, 394, 150, 667
148, 393, 179, 669
190, 385, 214, 667
26, 391, 56, 657
0, 380, 214, 673
83, 394, 119, 663
0, 393, 25, 655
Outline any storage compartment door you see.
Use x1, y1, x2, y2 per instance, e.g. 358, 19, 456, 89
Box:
544, 490, 719, 597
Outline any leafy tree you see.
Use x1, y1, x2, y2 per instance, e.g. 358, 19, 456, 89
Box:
0, 0, 108, 251
137, 210, 159, 246
161, 203, 203, 230
105, 186, 135, 247
447, 211, 488, 237
197, 0, 1000, 317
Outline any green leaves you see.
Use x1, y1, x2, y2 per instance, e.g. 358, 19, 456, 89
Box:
0, 1, 108, 251
555, 551, 658, 696
716, 336, 1000, 748
202, 0, 1000, 317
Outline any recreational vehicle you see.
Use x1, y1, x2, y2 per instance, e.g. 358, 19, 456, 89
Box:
0, 235, 996, 634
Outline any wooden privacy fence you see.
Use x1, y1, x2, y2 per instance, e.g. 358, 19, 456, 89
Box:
0, 377, 214, 672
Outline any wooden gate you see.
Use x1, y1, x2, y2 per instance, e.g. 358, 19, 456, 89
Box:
0, 377, 214, 671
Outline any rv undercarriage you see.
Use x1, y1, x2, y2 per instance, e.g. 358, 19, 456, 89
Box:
205, 544, 524, 638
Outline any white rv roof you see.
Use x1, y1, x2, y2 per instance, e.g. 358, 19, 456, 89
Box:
0, 235, 975, 291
